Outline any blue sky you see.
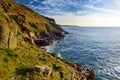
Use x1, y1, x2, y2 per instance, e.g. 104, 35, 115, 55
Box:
15, 0, 120, 26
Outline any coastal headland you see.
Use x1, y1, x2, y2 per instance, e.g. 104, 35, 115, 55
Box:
0, 0, 94, 80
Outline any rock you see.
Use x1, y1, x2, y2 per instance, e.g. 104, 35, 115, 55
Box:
45, 17, 56, 23
0, 25, 9, 48
24, 37, 35, 45
16, 65, 52, 78
8, 31, 17, 49
79, 66, 95, 80
33, 66, 45, 72
0, 24, 17, 49
59, 60, 95, 80
28, 32, 36, 38
34, 39, 53, 46
33, 65, 51, 77
51, 31, 65, 40
85, 67, 95, 80
44, 66, 51, 77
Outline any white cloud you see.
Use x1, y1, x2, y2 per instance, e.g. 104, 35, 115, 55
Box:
44, 9, 69, 15
41, 0, 80, 8
29, 0, 39, 4
45, 1, 120, 27
89, 0, 104, 4
42, 0, 66, 7
49, 13, 120, 27
16, 0, 120, 26
30, 5, 51, 10
84, 4, 120, 15
76, 11, 82, 15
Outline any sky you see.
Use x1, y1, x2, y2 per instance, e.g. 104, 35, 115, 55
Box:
14, 0, 120, 26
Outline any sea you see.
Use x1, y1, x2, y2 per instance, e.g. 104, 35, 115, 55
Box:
46, 26, 120, 80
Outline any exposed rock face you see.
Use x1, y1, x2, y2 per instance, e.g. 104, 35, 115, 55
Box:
0, 0, 67, 47
59, 59, 95, 80
0, 25, 9, 48
0, 0, 95, 80
34, 39, 53, 46
15, 64, 94, 80
16, 65, 52, 79
0, 24, 17, 49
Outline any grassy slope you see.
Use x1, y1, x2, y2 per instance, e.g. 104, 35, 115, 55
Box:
0, 0, 94, 80
0, 41, 75, 80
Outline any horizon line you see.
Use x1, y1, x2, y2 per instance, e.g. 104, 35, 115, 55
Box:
61, 25, 120, 27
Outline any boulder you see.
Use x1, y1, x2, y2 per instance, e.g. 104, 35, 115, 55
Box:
33, 65, 45, 72
44, 66, 51, 77
0, 24, 17, 49
34, 39, 53, 46
33, 65, 51, 77
0, 25, 9, 48
8, 31, 17, 49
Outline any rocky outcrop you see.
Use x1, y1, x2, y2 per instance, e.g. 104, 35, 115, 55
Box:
0, 0, 95, 80
0, 24, 17, 49
56, 57, 95, 80
34, 39, 53, 46
16, 65, 52, 78
0, 0, 68, 47
0, 25, 9, 48
33, 65, 52, 77
45, 17, 56, 23
15, 64, 94, 80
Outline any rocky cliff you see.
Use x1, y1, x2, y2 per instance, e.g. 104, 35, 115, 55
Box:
0, 0, 94, 80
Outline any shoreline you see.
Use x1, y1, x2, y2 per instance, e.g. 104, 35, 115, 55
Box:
0, 0, 95, 79
38, 31, 95, 80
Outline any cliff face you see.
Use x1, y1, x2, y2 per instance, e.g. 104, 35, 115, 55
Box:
0, 0, 66, 48
0, 0, 94, 80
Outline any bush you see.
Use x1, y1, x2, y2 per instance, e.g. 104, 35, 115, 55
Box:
0, 49, 18, 57
52, 64, 62, 71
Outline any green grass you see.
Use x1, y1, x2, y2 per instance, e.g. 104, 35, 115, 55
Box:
0, 0, 84, 80
0, 49, 18, 57
0, 13, 6, 23
0, 40, 73, 80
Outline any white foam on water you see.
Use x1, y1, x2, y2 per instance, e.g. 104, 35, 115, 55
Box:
57, 53, 62, 58
114, 66, 120, 73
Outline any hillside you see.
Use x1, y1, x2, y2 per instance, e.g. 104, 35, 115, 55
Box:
0, 0, 94, 80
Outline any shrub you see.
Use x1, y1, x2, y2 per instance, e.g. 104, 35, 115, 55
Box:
0, 49, 18, 57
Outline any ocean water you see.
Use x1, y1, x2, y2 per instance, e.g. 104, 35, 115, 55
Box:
47, 26, 120, 80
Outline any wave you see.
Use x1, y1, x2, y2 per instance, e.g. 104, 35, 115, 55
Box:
57, 52, 62, 58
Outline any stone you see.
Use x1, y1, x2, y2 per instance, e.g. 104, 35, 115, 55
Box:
44, 66, 51, 77
33, 65, 51, 77
0, 25, 9, 48
0, 24, 17, 49
33, 66, 45, 72
24, 38, 35, 45
8, 31, 17, 49
28, 32, 36, 38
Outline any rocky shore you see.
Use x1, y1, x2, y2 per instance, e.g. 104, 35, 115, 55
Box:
0, 0, 95, 80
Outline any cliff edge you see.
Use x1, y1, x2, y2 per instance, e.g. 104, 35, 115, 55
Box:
0, 0, 94, 80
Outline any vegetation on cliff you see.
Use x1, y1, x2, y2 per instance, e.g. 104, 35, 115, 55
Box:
0, 0, 94, 80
